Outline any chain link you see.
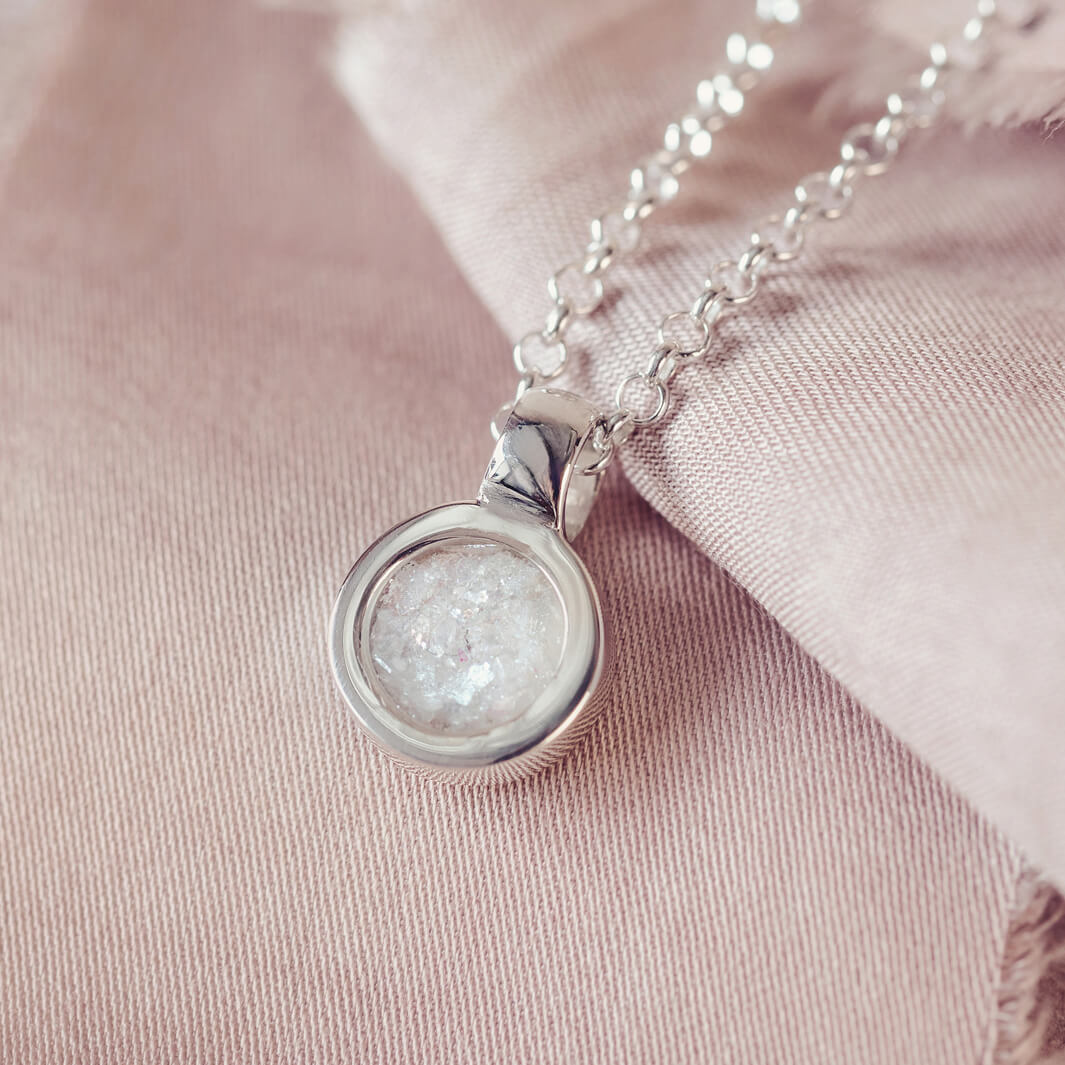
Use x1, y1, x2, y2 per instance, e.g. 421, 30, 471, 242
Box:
582, 0, 1042, 468
488, 0, 804, 437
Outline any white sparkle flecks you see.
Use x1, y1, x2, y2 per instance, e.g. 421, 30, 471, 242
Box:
368, 542, 565, 735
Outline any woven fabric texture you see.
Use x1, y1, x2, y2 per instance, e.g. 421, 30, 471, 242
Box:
0, 0, 1061, 1062
334, 0, 1065, 888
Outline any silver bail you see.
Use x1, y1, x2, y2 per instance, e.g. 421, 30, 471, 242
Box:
478, 387, 605, 540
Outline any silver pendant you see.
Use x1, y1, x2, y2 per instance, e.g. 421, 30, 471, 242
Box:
329, 388, 610, 782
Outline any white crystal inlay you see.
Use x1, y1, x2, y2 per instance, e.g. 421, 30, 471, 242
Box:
368, 541, 565, 735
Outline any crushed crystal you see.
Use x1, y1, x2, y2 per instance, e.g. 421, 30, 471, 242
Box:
368, 541, 564, 735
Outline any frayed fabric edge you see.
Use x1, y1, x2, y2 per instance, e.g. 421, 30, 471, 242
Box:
794, 4, 1065, 135
993, 867, 1065, 1065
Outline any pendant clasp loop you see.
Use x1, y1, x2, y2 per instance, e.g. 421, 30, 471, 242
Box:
478, 388, 605, 540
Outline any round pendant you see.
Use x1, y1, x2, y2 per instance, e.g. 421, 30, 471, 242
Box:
329, 388, 610, 782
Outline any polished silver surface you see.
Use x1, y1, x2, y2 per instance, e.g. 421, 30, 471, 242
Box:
480, 387, 604, 540
330, 389, 609, 783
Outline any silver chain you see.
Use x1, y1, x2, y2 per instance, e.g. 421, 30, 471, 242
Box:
490, 0, 804, 440
494, 0, 1043, 468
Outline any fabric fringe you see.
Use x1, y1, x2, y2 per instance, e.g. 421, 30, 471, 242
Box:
994, 869, 1065, 1065
808, 4, 1065, 135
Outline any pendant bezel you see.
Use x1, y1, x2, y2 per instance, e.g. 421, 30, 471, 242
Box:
329, 500, 608, 783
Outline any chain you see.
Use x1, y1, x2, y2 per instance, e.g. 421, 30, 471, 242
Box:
578, 0, 1043, 467
490, 0, 805, 440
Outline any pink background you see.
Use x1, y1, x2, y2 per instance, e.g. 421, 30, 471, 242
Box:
1, 0, 1063, 1060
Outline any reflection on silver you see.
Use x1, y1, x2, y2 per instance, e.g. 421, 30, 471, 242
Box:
330, 388, 610, 783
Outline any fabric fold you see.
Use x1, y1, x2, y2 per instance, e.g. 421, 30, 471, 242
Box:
330, 0, 1065, 886
1, 0, 1063, 1059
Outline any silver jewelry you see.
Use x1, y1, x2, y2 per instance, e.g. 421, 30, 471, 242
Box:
331, 0, 1039, 782
331, 389, 609, 782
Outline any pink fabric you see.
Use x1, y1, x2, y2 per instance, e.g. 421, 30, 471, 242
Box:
335, 0, 1065, 888
0, 0, 1062, 1061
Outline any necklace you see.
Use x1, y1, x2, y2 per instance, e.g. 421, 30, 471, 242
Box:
329, 0, 1038, 782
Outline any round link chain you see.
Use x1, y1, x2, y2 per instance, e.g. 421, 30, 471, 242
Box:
583, 0, 1043, 468
491, 0, 804, 436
